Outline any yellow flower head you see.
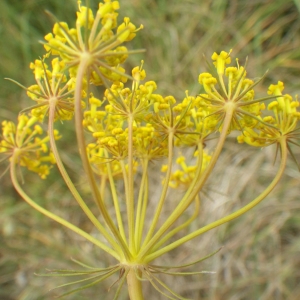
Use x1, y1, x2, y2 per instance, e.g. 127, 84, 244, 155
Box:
162, 151, 211, 189
0, 115, 58, 178
44, 1, 142, 84
26, 57, 75, 121
238, 81, 300, 147
198, 51, 265, 133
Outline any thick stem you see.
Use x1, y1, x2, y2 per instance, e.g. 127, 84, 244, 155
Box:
127, 268, 144, 300
74, 59, 131, 260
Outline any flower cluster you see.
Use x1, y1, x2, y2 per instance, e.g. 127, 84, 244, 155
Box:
238, 81, 300, 147
198, 50, 266, 133
27, 57, 75, 120
1, 0, 142, 179
161, 151, 211, 189
2, 1, 300, 299
83, 66, 169, 164
44, 0, 141, 84
0, 115, 57, 178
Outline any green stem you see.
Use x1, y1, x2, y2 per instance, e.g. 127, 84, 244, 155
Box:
99, 174, 107, 200
134, 158, 149, 250
218, 73, 228, 98
152, 195, 200, 252
142, 132, 174, 248
48, 102, 120, 254
138, 109, 233, 260
105, 151, 127, 244
166, 142, 203, 218
74, 59, 131, 260
10, 154, 120, 260
138, 171, 149, 251
127, 113, 135, 253
145, 137, 288, 262
127, 267, 144, 300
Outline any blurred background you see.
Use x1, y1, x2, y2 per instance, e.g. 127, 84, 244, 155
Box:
1, 0, 300, 299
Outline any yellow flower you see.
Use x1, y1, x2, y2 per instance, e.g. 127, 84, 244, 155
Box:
0, 115, 57, 178
161, 151, 211, 189
198, 51, 266, 133
44, 1, 142, 84
238, 82, 300, 148
26, 57, 75, 121
211, 50, 232, 75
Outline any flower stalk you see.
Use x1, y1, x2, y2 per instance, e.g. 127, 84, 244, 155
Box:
127, 268, 144, 300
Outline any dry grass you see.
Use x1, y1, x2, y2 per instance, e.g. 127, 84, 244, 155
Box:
1, 0, 300, 299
